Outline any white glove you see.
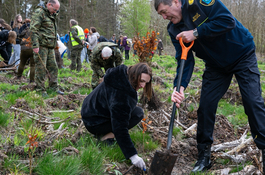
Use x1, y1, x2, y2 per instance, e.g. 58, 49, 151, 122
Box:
129, 154, 146, 171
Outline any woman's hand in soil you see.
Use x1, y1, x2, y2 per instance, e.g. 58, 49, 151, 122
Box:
171, 86, 185, 108
130, 154, 146, 171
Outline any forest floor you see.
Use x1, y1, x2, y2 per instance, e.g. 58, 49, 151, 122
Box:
0, 54, 264, 175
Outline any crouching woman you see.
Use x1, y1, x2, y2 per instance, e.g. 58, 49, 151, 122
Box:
81, 62, 152, 171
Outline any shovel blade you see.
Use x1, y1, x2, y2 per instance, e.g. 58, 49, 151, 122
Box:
148, 150, 177, 175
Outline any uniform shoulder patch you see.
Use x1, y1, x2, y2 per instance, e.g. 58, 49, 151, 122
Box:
189, 0, 194, 5
200, 0, 215, 6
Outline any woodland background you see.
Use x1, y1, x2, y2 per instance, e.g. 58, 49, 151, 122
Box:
1, 0, 265, 56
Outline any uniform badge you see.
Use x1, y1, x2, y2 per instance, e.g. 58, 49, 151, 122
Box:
200, 0, 215, 6
189, 0, 194, 5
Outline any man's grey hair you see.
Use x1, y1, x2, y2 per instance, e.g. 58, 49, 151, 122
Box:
102, 46, 112, 58
154, 0, 173, 11
70, 19, 78, 26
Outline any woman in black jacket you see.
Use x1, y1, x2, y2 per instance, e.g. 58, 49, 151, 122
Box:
0, 29, 16, 64
0, 18, 13, 63
81, 62, 152, 171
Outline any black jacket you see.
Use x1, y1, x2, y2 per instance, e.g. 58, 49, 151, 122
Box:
168, 0, 255, 89
0, 30, 9, 48
12, 26, 20, 44
81, 64, 138, 159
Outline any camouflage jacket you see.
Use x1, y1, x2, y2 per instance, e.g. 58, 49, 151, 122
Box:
30, 2, 58, 49
91, 42, 123, 77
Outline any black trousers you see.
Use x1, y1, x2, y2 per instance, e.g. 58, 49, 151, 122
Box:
197, 49, 265, 149
125, 50, 129, 60
84, 106, 143, 137
6, 43, 12, 59
0, 47, 9, 63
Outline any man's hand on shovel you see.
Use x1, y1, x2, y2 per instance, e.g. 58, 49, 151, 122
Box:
171, 86, 185, 108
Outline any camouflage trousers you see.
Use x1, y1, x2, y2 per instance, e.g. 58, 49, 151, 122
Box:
91, 66, 112, 89
70, 47, 83, 72
91, 71, 101, 89
33, 46, 58, 92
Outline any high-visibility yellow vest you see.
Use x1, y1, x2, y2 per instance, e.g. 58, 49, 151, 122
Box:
70, 25, 85, 46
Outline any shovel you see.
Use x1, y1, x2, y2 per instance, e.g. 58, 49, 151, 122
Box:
148, 37, 194, 175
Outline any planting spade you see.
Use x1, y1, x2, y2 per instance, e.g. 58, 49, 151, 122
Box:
148, 37, 194, 175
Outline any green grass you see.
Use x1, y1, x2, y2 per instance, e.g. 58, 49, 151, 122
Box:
173, 126, 184, 140
0, 110, 9, 127
80, 145, 106, 174
5, 91, 27, 105
229, 161, 252, 173
54, 138, 75, 151
101, 143, 125, 162
130, 130, 159, 152
24, 91, 46, 108
261, 82, 265, 92
217, 100, 248, 126
3, 154, 29, 174
35, 153, 85, 175
0, 83, 20, 93
73, 87, 92, 95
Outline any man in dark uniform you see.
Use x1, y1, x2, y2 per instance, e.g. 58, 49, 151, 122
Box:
30, 0, 64, 96
91, 42, 123, 89
155, 0, 265, 173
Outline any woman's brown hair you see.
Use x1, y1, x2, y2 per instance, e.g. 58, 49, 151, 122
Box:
128, 62, 152, 100
12, 14, 22, 29
8, 31, 17, 44
0, 19, 12, 30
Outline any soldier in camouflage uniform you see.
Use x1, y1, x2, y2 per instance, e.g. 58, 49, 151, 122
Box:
91, 42, 123, 89
69, 19, 85, 72
30, 0, 64, 96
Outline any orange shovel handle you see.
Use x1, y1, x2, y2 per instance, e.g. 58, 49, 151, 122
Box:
179, 37, 194, 60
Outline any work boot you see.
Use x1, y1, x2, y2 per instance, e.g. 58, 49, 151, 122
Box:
261, 149, 265, 174
192, 144, 212, 173
57, 90, 64, 95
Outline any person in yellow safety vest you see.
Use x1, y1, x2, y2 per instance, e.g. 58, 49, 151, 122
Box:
69, 19, 85, 72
